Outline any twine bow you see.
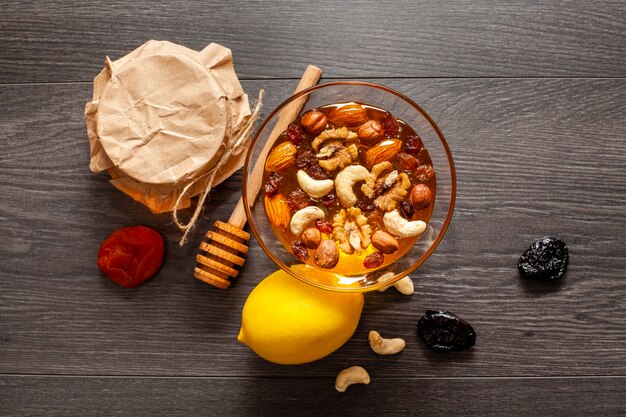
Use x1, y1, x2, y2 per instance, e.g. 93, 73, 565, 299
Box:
172, 90, 264, 245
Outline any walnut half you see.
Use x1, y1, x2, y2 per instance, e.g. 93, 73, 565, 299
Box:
312, 128, 359, 172
331, 207, 372, 255
361, 162, 411, 212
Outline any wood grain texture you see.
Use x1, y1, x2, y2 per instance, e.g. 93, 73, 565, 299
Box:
1, 79, 625, 378
1, 0, 626, 83
1, 375, 625, 417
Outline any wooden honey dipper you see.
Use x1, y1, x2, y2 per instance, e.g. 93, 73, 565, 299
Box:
195, 65, 323, 289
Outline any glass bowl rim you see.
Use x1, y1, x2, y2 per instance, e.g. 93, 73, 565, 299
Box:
242, 80, 457, 292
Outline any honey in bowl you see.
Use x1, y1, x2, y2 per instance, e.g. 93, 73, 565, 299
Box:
262, 102, 435, 276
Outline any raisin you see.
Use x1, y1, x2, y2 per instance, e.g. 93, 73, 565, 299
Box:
287, 189, 312, 211
306, 163, 329, 180
363, 251, 384, 269
356, 198, 375, 212
287, 123, 305, 145
292, 240, 309, 262
295, 149, 316, 169
263, 172, 283, 196
418, 310, 476, 352
315, 219, 333, 234
405, 134, 423, 156
518, 237, 568, 281
381, 114, 399, 138
395, 152, 419, 171
400, 201, 414, 219
320, 193, 337, 208
367, 209, 385, 228
415, 164, 434, 181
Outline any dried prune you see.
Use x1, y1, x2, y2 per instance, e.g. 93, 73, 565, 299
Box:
320, 193, 337, 208
405, 134, 423, 156
400, 201, 414, 219
292, 240, 309, 261
518, 237, 568, 281
315, 219, 333, 234
381, 114, 399, 138
418, 310, 476, 352
395, 152, 419, 171
287, 189, 312, 211
363, 251, 384, 269
263, 172, 283, 196
287, 123, 305, 145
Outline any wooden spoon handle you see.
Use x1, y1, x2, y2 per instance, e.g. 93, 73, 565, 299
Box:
228, 65, 323, 228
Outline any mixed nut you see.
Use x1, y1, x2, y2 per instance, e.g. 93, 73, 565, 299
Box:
263, 102, 435, 273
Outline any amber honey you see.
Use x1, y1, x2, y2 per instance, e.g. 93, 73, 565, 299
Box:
262, 102, 435, 276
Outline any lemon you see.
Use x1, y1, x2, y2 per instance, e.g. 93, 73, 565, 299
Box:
237, 269, 364, 365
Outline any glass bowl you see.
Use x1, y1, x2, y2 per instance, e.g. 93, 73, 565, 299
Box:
242, 81, 455, 292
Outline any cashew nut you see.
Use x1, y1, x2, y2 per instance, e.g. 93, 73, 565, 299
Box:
368, 330, 406, 355
334, 165, 369, 207
383, 210, 426, 238
376, 276, 414, 295
335, 366, 370, 393
296, 170, 334, 199
290, 206, 325, 236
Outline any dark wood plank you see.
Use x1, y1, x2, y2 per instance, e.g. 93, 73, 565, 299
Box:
1, 79, 625, 377
1, 375, 625, 416
1, 1, 626, 83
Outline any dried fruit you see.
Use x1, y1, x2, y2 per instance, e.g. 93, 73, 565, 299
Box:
286, 123, 306, 145
415, 164, 435, 181
366, 209, 385, 228
263, 172, 283, 196
364, 139, 402, 167
265, 141, 297, 172
395, 152, 419, 171
98, 226, 164, 288
410, 184, 432, 210
295, 149, 317, 169
371, 230, 399, 254
381, 114, 399, 137
300, 111, 327, 135
356, 199, 375, 212
404, 134, 423, 156
400, 201, 414, 219
320, 193, 338, 208
314, 239, 339, 269
264, 193, 291, 230
363, 251, 384, 269
357, 120, 383, 143
292, 240, 309, 262
418, 310, 476, 352
518, 237, 568, 281
328, 103, 368, 127
287, 188, 312, 211
315, 218, 333, 234
301, 227, 321, 249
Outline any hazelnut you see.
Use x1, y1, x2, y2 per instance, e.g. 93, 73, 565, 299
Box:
371, 230, 399, 254
301, 227, 321, 249
410, 184, 432, 210
314, 239, 339, 269
357, 120, 383, 143
300, 111, 327, 135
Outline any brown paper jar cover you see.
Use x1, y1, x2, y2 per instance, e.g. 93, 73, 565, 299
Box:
85, 40, 251, 213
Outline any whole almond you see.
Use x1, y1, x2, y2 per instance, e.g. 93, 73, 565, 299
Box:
364, 139, 402, 167
301, 227, 321, 249
314, 239, 339, 269
265, 142, 297, 172
410, 184, 432, 210
357, 120, 384, 143
328, 103, 369, 127
264, 193, 291, 230
301, 111, 327, 135
371, 230, 399, 254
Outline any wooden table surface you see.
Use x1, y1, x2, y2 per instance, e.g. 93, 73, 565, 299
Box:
2, 1, 625, 415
